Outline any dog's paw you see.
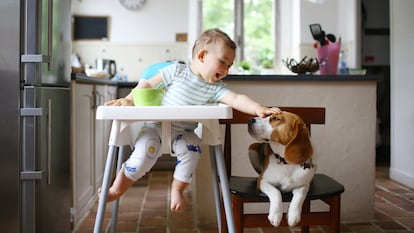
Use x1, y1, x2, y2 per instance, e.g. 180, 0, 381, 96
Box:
287, 208, 301, 226
268, 211, 283, 227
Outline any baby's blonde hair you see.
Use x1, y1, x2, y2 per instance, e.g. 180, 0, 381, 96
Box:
192, 28, 237, 58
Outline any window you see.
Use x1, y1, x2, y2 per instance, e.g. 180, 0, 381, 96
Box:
203, 0, 275, 73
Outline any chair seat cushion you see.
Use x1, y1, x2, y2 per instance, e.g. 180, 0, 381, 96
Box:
229, 173, 344, 201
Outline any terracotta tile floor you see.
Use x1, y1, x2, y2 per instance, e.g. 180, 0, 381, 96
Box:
75, 165, 414, 233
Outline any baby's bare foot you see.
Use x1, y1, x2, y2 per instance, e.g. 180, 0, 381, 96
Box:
170, 188, 186, 211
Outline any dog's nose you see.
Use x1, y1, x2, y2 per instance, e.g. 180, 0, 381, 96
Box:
248, 118, 256, 124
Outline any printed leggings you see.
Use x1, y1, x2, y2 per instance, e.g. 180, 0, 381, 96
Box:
122, 125, 202, 183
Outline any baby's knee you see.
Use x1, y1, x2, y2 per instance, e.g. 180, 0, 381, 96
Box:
124, 140, 162, 180
173, 134, 202, 183
173, 133, 202, 155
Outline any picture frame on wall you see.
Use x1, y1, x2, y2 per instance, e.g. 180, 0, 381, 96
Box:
72, 15, 110, 40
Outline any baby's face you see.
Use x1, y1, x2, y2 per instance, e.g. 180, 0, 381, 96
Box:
202, 41, 235, 83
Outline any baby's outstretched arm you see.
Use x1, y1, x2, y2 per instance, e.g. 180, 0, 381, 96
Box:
220, 91, 281, 117
104, 98, 134, 106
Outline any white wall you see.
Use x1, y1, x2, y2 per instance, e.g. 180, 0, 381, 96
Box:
390, 1, 414, 189
71, 0, 190, 81
71, 0, 188, 43
73, 42, 188, 81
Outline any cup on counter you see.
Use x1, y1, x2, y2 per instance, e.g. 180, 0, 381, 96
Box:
317, 41, 341, 75
132, 88, 164, 106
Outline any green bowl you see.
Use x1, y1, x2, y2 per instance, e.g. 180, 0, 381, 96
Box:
132, 88, 164, 106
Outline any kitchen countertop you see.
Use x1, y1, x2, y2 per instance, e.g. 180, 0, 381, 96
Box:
226, 74, 381, 81
71, 73, 123, 85
72, 73, 380, 87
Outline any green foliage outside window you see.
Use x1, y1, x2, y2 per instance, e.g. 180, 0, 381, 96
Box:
203, 0, 275, 72
203, 0, 234, 39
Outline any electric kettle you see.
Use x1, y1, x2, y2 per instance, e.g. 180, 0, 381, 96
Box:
96, 58, 117, 78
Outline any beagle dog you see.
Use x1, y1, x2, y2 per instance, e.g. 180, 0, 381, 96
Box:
247, 111, 316, 227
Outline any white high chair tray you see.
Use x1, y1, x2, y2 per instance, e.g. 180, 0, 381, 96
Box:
96, 104, 233, 120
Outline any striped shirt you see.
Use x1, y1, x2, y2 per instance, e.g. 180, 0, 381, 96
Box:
150, 62, 230, 134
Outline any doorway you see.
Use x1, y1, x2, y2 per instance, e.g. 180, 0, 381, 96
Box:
361, 0, 390, 167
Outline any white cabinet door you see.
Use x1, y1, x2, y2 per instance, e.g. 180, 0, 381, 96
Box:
72, 82, 118, 228
71, 82, 95, 225
93, 85, 117, 191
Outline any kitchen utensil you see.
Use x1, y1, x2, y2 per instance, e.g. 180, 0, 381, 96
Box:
95, 58, 117, 78
320, 30, 327, 46
85, 68, 110, 78
310, 23, 328, 46
326, 33, 336, 43
316, 41, 341, 75
309, 23, 323, 40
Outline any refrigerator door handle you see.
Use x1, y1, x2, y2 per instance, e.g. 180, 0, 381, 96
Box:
47, 0, 53, 71
47, 99, 52, 184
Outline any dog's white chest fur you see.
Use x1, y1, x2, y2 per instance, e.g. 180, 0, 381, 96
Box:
262, 143, 316, 191
261, 153, 316, 191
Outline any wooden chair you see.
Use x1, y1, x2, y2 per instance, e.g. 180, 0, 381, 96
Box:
219, 107, 345, 233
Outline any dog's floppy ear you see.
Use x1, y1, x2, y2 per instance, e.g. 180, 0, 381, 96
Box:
248, 143, 274, 174
284, 119, 313, 164
248, 143, 265, 174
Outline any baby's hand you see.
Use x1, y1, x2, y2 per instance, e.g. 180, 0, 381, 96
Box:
257, 106, 282, 118
104, 98, 134, 106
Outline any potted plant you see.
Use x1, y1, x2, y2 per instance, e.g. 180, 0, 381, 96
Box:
239, 60, 251, 71
236, 60, 251, 74
260, 58, 275, 74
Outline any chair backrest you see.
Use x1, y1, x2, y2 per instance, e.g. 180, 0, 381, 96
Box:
219, 107, 326, 177
140, 61, 175, 80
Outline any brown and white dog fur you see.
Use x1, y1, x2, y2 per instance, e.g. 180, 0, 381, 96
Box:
247, 111, 316, 227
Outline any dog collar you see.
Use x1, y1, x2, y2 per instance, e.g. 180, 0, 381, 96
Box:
273, 153, 288, 164
273, 153, 314, 169
301, 159, 315, 169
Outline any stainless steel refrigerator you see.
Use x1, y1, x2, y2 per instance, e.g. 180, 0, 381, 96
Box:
0, 0, 72, 232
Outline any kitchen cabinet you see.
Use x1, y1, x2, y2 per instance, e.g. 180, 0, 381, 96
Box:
94, 85, 117, 190
71, 81, 117, 229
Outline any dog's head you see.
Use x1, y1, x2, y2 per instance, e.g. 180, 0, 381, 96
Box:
248, 111, 313, 164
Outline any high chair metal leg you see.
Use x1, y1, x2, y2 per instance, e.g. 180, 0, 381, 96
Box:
209, 146, 222, 233
93, 145, 117, 233
109, 146, 125, 233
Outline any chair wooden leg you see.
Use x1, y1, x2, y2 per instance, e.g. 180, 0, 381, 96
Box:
301, 200, 310, 233
327, 195, 341, 233
232, 194, 244, 233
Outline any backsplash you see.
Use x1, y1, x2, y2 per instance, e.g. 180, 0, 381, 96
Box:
72, 41, 189, 81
